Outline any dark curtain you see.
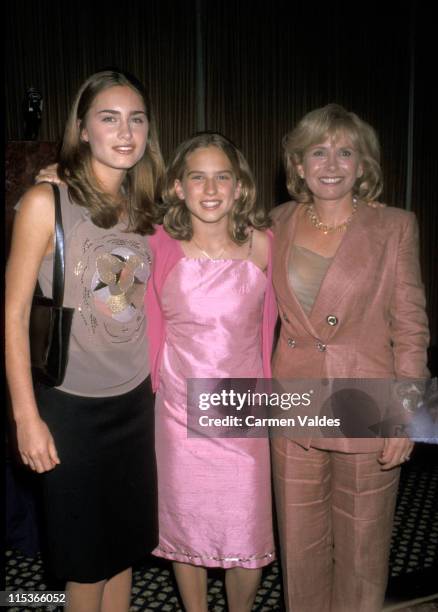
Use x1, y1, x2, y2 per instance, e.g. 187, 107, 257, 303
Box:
5, 0, 436, 345
412, 16, 437, 348
203, 0, 410, 209
5, 0, 197, 161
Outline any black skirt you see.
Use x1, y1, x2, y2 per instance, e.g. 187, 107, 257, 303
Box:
36, 377, 157, 583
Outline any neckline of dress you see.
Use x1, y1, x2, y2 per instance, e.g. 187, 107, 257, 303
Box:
179, 254, 267, 277
175, 239, 266, 275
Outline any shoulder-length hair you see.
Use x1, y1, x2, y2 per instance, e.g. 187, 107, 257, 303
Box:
162, 132, 270, 243
58, 70, 164, 235
283, 104, 383, 203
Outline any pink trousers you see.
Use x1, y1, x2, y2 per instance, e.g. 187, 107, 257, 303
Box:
271, 438, 400, 612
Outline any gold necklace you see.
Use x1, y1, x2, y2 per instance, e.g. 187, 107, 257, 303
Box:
306, 199, 358, 235
192, 238, 226, 260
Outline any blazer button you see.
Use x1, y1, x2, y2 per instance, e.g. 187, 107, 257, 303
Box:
287, 338, 296, 348
316, 342, 326, 352
326, 315, 338, 326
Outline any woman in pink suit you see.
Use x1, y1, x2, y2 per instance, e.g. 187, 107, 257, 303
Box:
270, 104, 429, 612
146, 132, 277, 611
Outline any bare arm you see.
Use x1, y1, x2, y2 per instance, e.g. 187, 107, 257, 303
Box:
6, 183, 60, 473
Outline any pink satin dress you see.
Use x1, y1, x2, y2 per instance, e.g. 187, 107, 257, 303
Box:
153, 257, 275, 568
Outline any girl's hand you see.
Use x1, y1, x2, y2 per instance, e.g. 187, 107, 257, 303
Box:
35, 163, 61, 185
16, 415, 60, 473
378, 438, 414, 470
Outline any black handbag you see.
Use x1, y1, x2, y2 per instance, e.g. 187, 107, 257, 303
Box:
29, 183, 74, 387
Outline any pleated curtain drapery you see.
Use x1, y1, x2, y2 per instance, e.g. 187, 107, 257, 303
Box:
5, 0, 197, 162
203, 0, 412, 210
5, 0, 436, 345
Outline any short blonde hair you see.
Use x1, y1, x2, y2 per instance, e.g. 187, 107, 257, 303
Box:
162, 132, 270, 243
59, 70, 164, 235
283, 104, 383, 203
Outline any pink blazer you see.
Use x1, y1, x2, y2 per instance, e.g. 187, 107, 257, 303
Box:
146, 225, 278, 392
271, 201, 430, 452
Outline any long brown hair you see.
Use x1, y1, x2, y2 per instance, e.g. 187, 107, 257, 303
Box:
161, 132, 270, 243
59, 70, 164, 235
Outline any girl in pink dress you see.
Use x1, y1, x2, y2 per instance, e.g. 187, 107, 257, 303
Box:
146, 133, 277, 611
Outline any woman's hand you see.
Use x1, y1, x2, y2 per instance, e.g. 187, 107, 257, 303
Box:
35, 163, 61, 185
16, 415, 60, 473
378, 438, 414, 470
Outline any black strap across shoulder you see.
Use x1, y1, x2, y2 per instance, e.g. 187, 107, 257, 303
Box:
47, 182, 65, 307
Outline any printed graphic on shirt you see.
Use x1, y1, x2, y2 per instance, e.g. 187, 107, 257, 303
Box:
74, 233, 151, 343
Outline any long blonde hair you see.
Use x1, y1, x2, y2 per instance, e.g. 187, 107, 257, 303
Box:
59, 70, 164, 235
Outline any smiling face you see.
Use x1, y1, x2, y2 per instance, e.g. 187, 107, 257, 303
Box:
297, 133, 363, 205
174, 146, 242, 227
80, 85, 149, 182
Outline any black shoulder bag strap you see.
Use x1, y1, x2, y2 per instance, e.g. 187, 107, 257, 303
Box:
50, 183, 66, 308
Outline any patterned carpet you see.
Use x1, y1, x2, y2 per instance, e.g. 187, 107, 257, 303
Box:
5, 444, 438, 611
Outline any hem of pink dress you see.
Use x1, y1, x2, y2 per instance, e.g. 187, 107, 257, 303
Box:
152, 545, 275, 569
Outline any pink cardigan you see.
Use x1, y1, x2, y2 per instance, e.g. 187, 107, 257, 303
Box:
145, 226, 278, 392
